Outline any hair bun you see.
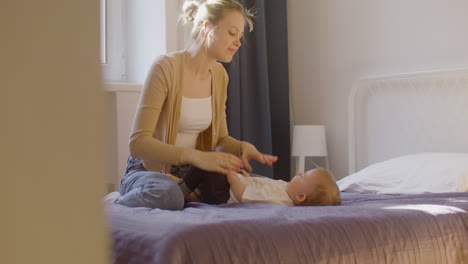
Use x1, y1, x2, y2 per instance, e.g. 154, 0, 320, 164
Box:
182, 1, 200, 23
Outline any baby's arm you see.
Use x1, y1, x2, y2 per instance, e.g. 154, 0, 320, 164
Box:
226, 171, 248, 202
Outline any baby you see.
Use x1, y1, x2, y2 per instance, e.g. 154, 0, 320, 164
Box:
227, 168, 341, 206
171, 165, 341, 206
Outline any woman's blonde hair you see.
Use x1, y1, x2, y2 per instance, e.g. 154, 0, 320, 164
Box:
180, 0, 255, 41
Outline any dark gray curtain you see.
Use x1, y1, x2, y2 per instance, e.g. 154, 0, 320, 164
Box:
223, 0, 290, 180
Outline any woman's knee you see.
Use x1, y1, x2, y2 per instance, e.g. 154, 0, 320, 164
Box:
141, 181, 185, 210
116, 173, 185, 210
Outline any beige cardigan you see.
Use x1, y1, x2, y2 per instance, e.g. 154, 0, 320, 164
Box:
129, 51, 242, 172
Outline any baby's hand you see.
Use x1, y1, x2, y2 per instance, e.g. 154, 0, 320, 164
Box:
226, 170, 238, 177
239, 169, 251, 178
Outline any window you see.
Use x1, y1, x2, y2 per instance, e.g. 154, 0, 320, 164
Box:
101, 0, 127, 82
100, 0, 170, 83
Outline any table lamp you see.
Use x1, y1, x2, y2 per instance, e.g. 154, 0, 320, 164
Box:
291, 125, 329, 175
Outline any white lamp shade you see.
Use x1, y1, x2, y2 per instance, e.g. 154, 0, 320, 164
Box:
291, 125, 328, 157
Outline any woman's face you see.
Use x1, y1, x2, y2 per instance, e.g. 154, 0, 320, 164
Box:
205, 10, 245, 63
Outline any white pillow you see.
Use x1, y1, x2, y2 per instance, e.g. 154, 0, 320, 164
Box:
338, 153, 468, 194
456, 168, 468, 192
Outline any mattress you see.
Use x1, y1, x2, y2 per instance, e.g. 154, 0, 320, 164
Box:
106, 192, 468, 264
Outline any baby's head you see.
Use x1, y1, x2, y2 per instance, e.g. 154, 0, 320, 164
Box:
286, 168, 341, 206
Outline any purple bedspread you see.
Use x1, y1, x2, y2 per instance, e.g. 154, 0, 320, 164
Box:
106, 192, 468, 264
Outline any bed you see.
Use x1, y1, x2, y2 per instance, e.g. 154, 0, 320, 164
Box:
105, 68, 468, 264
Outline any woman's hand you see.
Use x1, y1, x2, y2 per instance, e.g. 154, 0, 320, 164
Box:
190, 150, 243, 174
240, 142, 278, 172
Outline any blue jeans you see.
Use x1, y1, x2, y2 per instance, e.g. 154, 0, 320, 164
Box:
115, 157, 185, 210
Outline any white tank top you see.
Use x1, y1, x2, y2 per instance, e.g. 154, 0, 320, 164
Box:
175, 96, 212, 148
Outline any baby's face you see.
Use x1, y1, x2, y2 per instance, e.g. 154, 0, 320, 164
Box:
286, 169, 317, 197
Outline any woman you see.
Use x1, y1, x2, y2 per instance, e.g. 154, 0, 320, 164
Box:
116, 0, 278, 210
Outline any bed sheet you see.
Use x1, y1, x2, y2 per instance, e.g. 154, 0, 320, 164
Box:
106, 192, 468, 264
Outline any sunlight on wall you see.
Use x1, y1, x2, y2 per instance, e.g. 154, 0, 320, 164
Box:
384, 204, 466, 216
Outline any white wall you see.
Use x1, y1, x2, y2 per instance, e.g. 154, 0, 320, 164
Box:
105, 85, 142, 186
2, 1, 109, 263
288, 0, 468, 179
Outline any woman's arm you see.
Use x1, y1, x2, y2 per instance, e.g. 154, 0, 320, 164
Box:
212, 65, 243, 156
129, 56, 192, 165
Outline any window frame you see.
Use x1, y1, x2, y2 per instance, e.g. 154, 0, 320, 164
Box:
101, 0, 127, 82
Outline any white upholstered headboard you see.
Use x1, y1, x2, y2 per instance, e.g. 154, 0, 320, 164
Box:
348, 68, 468, 174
